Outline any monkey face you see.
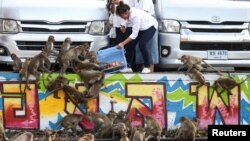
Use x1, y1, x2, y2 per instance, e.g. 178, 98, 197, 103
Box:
180, 116, 188, 122
65, 37, 72, 44
48, 35, 55, 42
10, 53, 17, 60
117, 111, 127, 119
180, 55, 188, 63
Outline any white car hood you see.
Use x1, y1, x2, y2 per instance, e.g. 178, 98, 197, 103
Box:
157, 0, 250, 22
0, 0, 108, 22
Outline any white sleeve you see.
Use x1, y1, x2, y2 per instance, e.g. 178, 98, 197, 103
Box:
129, 16, 140, 39
120, 18, 129, 27
141, 0, 151, 12
109, 14, 114, 24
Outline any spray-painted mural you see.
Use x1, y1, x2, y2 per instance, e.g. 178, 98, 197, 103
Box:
0, 72, 249, 130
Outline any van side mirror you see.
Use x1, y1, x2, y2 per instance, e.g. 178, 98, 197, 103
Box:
152, 0, 156, 4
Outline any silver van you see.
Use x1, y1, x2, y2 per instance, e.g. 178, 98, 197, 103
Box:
155, 0, 250, 69
0, 0, 109, 64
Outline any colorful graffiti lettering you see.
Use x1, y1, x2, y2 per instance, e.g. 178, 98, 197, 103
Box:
0, 73, 249, 130
0, 81, 39, 129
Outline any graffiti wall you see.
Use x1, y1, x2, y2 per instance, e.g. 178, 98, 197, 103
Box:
0, 72, 250, 130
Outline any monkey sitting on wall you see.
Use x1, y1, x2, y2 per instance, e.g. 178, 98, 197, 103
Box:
189, 67, 207, 95
23, 51, 51, 92
178, 55, 223, 76
10, 53, 22, 72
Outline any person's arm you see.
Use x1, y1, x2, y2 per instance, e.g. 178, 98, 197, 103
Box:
110, 3, 116, 14
118, 37, 133, 48
117, 15, 140, 48
111, 0, 121, 5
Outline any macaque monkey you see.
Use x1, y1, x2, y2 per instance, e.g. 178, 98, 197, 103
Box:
42, 35, 56, 56
60, 44, 90, 74
175, 116, 196, 141
144, 115, 162, 141
23, 51, 51, 93
87, 112, 113, 138
120, 127, 129, 141
213, 77, 248, 96
0, 121, 8, 140
78, 133, 94, 141
113, 110, 127, 124
19, 58, 31, 93
62, 85, 89, 104
44, 75, 69, 99
55, 114, 83, 135
85, 51, 98, 64
60, 37, 72, 53
10, 53, 22, 72
8, 132, 34, 141
178, 55, 223, 76
76, 69, 105, 86
189, 68, 207, 95
113, 122, 130, 139
83, 79, 104, 100
131, 126, 146, 141
73, 61, 101, 72
191, 117, 200, 129
52, 37, 72, 70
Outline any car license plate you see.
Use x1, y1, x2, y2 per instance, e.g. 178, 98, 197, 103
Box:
207, 50, 228, 60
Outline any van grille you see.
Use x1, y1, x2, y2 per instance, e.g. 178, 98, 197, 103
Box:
180, 42, 250, 51
21, 21, 88, 33
187, 21, 244, 25
189, 29, 243, 33
181, 21, 247, 33
16, 41, 88, 50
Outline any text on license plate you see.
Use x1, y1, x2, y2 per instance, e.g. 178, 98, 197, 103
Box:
207, 50, 228, 60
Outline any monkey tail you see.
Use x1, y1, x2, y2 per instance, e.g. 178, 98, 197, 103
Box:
202, 60, 224, 76
24, 70, 30, 94
45, 87, 63, 100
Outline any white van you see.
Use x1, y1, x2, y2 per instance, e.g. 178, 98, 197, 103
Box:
155, 0, 250, 69
0, 0, 109, 64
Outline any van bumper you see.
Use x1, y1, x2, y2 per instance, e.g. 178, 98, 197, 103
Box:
158, 32, 250, 69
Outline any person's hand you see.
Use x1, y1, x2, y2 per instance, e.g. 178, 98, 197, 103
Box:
117, 42, 125, 49
120, 25, 126, 33
112, 0, 120, 4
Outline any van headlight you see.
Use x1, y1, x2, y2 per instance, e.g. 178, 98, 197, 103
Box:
88, 21, 110, 35
0, 19, 22, 33
158, 20, 180, 33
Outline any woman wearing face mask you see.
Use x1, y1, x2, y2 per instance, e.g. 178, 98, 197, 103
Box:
116, 1, 158, 73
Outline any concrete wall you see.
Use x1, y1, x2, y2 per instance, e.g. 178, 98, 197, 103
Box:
0, 72, 249, 130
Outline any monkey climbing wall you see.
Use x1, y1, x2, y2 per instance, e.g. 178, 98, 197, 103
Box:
0, 72, 250, 130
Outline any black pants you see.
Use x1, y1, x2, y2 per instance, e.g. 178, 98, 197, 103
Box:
134, 26, 156, 68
